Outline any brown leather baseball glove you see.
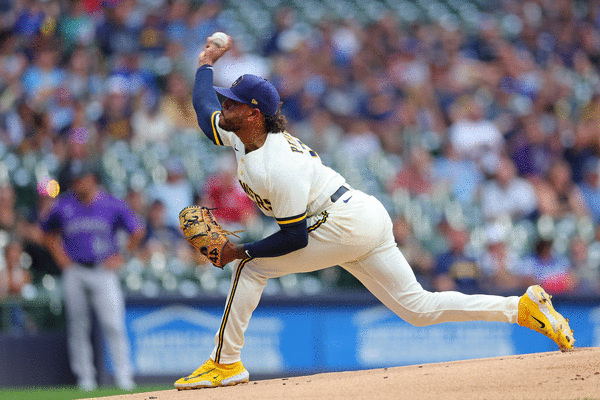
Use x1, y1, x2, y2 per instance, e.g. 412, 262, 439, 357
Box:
179, 206, 240, 268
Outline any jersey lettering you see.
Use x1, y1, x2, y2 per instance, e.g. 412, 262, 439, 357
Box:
255, 194, 266, 210
239, 180, 273, 212
297, 139, 319, 158
283, 132, 320, 159
283, 132, 304, 154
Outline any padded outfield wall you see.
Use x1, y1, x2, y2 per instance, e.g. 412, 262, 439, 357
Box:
110, 293, 599, 381
1, 292, 598, 386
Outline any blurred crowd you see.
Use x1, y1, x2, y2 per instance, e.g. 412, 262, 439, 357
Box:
2, 0, 600, 322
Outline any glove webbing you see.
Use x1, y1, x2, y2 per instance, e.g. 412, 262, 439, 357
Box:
202, 207, 243, 238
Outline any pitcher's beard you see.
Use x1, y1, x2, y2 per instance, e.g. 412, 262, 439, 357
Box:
218, 115, 242, 132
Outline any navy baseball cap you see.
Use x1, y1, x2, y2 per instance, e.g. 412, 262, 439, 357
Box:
214, 74, 280, 117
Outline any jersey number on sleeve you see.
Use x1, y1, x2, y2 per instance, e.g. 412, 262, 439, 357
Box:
208, 248, 219, 264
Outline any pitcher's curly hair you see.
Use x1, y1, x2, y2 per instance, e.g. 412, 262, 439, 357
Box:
264, 102, 286, 133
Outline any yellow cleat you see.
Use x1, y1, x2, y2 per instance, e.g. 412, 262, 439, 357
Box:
174, 359, 249, 390
518, 285, 575, 352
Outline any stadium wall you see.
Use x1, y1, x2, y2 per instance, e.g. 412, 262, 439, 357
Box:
1, 293, 598, 387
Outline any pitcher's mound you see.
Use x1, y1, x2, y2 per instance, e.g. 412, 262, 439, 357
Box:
94, 347, 600, 400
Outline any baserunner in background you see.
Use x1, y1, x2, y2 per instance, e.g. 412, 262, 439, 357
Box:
41, 161, 145, 391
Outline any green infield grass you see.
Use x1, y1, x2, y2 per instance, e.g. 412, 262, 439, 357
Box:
0, 384, 173, 400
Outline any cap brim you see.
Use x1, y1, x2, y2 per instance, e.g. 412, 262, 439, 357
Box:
214, 86, 248, 105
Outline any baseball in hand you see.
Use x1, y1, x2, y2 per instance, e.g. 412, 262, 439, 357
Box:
208, 32, 230, 48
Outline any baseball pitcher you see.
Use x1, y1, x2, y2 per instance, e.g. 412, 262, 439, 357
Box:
174, 35, 574, 390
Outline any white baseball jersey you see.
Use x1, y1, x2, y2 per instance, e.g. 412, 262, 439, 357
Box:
212, 113, 346, 224
206, 113, 521, 367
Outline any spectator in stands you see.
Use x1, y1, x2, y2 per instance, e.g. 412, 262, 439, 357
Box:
262, 7, 297, 57
433, 223, 481, 294
320, 67, 361, 123
0, 95, 26, 148
329, 18, 362, 68
479, 155, 538, 222
0, 239, 32, 299
143, 199, 186, 253
131, 89, 175, 147
447, 95, 504, 160
137, 7, 167, 55
478, 224, 534, 295
0, 40, 27, 147
511, 114, 557, 179
12, 0, 46, 39
0, 239, 35, 334
8, 99, 33, 146
389, 145, 435, 197
63, 47, 103, 102
95, 0, 142, 56
434, 142, 483, 205
376, 100, 408, 156
562, 118, 596, 184
341, 119, 382, 168
57, 1, 96, 53
18, 100, 54, 155
297, 109, 343, 163
47, 86, 76, 136
125, 188, 148, 222
160, 71, 198, 131
21, 45, 65, 109
568, 235, 599, 295
270, 50, 316, 123
521, 238, 577, 295
147, 157, 194, 229
165, 0, 190, 45
358, 75, 396, 124
15, 195, 61, 283
96, 76, 133, 141
391, 96, 444, 156
109, 51, 158, 98
200, 154, 258, 237
578, 157, 600, 223
534, 159, 588, 219
142, 198, 195, 267
0, 184, 17, 232
392, 215, 434, 290
187, 0, 223, 55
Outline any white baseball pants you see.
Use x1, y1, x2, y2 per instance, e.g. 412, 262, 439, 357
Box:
211, 189, 520, 364
62, 264, 133, 385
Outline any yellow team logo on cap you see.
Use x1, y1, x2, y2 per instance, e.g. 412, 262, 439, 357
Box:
251, 99, 258, 105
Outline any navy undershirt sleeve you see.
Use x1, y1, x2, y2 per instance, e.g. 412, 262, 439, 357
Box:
243, 219, 308, 258
192, 65, 223, 144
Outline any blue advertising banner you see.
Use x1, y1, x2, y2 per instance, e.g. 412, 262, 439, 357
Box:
104, 298, 600, 377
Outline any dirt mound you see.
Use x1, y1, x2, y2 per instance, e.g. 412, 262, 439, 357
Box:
93, 347, 600, 400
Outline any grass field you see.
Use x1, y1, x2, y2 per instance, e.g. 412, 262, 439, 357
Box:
0, 385, 172, 400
